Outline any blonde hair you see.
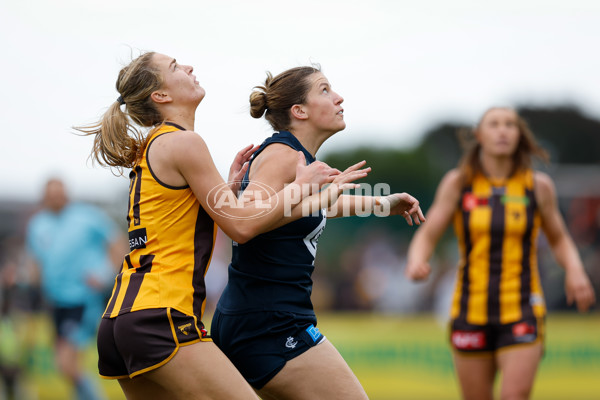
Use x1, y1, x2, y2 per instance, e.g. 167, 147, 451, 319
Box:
74, 52, 164, 174
458, 107, 549, 183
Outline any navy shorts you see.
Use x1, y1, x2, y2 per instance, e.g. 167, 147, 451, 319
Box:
211, 309, 326, 389
450, 317, 544, 354
97, 308, 211, 379
52, 305, 85, 342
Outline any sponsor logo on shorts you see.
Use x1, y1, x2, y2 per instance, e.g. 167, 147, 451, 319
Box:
306, 325, 321, 343
512, 322, 536, 343
285, 336, 298, 349
178, 323, 192, 336
451, 330, 486, 350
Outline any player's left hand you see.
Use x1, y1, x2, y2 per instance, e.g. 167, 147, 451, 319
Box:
565, 268, 596, 312
378, 193, 426, 226
228, 144, 260, 193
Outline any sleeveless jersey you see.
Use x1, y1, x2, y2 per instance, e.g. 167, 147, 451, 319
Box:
451, 169, 546, 325
103, 122, 216, 320
216, 131, 326, 315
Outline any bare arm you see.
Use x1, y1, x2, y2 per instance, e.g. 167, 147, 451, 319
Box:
240, 144, 370, 231
326, 193, 425, 226
171, 131, 339, 244
535, 172, 596, 312
405, 169, 463, 281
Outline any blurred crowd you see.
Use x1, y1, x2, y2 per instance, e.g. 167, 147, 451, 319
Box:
0, 180, 598, 399
319, 194, 600, 315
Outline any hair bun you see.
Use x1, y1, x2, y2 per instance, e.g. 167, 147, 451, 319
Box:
249, 88, 268, 119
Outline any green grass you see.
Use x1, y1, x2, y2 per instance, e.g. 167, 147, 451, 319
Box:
318, 313, 600, 400
5, 312, 599, 400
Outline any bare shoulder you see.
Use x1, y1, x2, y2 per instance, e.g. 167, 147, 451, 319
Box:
440, 168, 463, 187
426, 168, 463, 213
250, 143, 299, 179
153, 129, 211, 160
534, 171, 556, 198
254, 143, 299, 165
436, 168, 463, 198
165, 129, 207, 149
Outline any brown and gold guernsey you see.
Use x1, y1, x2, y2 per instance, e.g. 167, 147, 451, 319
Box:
451, 169, 546, 326
103, 122, 216, 320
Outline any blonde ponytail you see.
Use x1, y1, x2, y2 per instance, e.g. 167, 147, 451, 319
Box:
74, 52, 163, 174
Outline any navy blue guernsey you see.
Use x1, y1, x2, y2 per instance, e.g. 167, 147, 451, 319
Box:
216, 131, 326, 315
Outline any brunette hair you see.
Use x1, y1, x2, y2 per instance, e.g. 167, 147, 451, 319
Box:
249, 65, 321, 131
457, 107, 549, 183
74, 52, 163, 173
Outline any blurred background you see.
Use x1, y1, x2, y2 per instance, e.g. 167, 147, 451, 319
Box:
1, 0, 599, 399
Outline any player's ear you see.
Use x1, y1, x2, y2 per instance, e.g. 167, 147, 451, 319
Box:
151, 91, 172, 104
290, 104, 308, 120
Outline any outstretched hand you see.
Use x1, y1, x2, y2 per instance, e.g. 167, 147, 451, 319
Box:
294, 152, 343, 194
318, 160, 372, 208
377, 193, 426, 226
331, 159, 371, 191
295, 158, 371, 213
228, 144, 260, 192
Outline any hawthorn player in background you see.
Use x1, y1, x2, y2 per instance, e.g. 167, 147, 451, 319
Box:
405, 107, 596, 400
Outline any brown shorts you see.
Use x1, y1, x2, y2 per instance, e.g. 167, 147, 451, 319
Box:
450, 317, 544, 354
97, 308, 211, 379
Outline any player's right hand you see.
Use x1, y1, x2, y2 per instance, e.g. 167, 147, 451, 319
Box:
294, 152, 341, 194
405, 260, 432, 281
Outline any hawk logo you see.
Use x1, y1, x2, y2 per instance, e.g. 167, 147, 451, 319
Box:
178, 323, 192, 336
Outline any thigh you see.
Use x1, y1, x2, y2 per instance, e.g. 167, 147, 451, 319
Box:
453, 352, 496, 400
99, 308, 208, 379
496, 343, 543, 400
142, 340, 259, 400
450, 319, 496, 399
258, 340, 368, 400
212, 310, 325, 389
119, 375, 174, 400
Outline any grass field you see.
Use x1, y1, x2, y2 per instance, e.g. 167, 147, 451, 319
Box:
4, 312, 599, 400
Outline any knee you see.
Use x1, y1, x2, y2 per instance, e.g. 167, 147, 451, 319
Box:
501, 386, 532, 400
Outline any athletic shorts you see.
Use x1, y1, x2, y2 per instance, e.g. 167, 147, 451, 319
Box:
97, 308, 211, 379
52, 305, 85, 342
450, 317, 544, 354
211, 309, 326, 389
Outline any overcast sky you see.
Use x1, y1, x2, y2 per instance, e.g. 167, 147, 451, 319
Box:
2, 0, 600, 203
